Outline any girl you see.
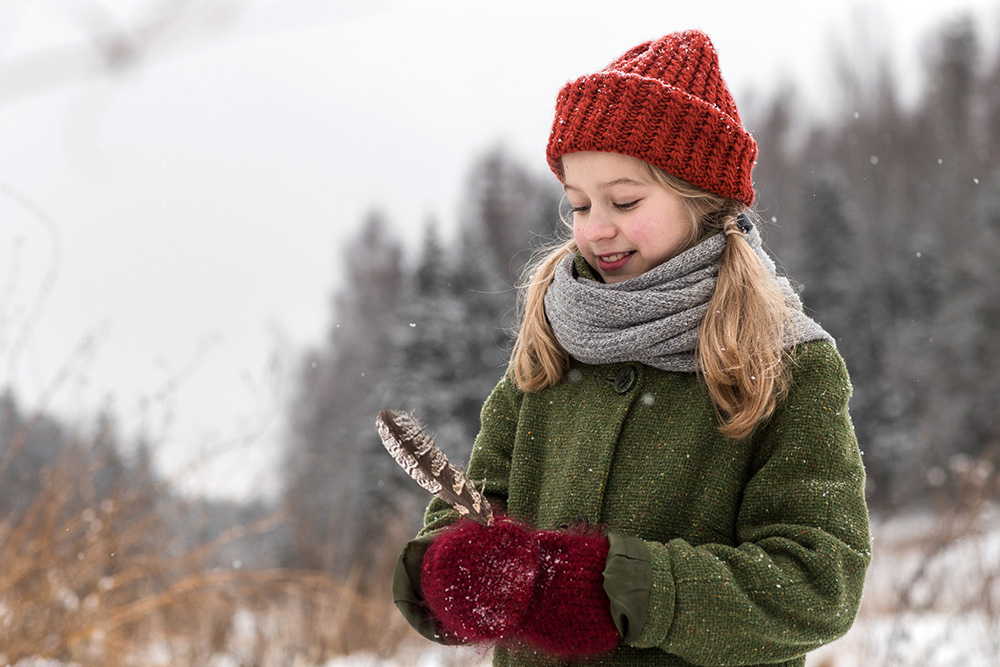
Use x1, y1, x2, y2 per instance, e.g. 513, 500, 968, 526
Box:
393, 29, 870, 667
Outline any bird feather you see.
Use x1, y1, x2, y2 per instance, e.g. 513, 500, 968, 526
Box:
375, 409, 493, 526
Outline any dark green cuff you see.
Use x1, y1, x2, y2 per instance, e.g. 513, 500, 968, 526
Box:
392, 533, 449, 644
603, 532, 652, 644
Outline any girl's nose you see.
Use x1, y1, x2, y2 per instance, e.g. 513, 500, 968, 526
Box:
580, 209, 616, 242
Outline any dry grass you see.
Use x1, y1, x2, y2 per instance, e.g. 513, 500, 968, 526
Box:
0, 418, 421, 667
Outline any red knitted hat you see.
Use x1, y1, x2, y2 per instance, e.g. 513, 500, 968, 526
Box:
546, 30, 757, 207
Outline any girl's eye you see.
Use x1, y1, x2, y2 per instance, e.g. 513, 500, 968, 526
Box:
570, 204, 591, 214
614, 200, 640, 211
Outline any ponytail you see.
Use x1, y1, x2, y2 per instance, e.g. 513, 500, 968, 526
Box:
697, 215, 790, 439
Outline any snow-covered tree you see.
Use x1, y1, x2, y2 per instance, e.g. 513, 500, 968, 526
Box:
282, 211, 404, 578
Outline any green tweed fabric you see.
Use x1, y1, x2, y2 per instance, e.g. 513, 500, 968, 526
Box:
405, 340, 870, 666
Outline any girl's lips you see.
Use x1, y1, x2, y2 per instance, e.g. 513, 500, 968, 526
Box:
597, 251, 635, 272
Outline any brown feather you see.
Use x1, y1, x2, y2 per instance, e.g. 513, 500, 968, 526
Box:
375, 409, 493, 526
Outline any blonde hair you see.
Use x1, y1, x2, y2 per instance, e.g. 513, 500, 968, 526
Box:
510, 162, 790, 440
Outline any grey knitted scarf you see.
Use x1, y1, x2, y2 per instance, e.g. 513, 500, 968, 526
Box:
543, 228, 833, 373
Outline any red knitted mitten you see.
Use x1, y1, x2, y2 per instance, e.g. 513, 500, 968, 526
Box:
420, 518, 541, 642
516, 528, 621, 657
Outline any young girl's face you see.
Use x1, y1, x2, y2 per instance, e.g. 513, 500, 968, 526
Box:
563, 151, 693, 284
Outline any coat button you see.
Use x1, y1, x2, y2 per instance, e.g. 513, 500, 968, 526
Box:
614, 366, 638, 394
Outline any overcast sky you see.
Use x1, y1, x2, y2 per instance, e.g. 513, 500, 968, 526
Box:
1, 0, 998, 500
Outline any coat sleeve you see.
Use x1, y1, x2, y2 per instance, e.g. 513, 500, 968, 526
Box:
392, 372, 523, 640
608, 344, 871, 665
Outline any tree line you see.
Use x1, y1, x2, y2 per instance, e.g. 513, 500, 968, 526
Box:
280, 14, 1000, 579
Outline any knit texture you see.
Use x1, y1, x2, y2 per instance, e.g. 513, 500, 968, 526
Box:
546, 30, 757, 206
544, 228, 833, 372
421, 518, 620, 657
421, 519, 540, 643
413, 341, 871, 666
517, 529, 620, 658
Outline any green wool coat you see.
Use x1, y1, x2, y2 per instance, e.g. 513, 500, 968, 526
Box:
394, 340, 871, 667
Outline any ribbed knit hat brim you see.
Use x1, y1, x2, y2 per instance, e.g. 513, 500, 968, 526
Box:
546, 31, 757, 207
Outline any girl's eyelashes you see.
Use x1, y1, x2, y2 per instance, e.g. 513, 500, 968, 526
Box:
569, 200, 640, 214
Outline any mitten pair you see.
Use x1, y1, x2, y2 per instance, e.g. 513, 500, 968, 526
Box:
419, 517, 620, 658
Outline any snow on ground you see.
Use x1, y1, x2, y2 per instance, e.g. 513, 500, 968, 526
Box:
9, 507, 999, 667
320, 642, 489, 667
809, 505, 1000, 666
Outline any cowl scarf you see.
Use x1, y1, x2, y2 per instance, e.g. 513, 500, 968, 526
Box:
543, 228, 833, 373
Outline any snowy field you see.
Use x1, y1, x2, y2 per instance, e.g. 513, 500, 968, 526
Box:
7, 506, 998, 667
809, 505, 1000, 667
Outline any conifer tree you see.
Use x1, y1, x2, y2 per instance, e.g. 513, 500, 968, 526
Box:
283, 211, 403, 577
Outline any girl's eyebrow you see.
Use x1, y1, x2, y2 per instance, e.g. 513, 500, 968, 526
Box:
564, 177, 646, 192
